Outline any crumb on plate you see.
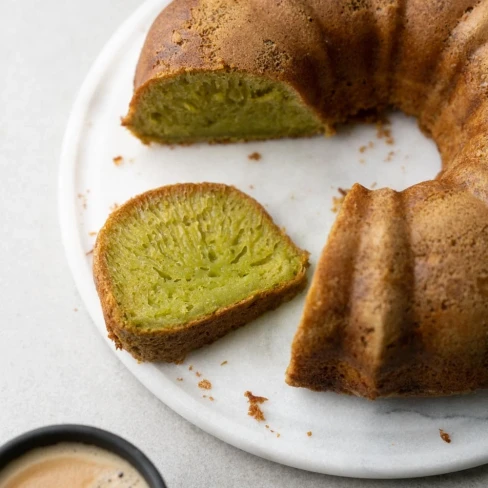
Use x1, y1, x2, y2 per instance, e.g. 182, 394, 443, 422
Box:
198, 379, 212, 390
439, 429, 451, 444
248, 152, 262, 161
245, 391, 268, 422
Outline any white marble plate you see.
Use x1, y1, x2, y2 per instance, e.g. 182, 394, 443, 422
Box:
59, 0, 488, 478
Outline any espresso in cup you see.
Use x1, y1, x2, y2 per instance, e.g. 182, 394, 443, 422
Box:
0, 442, 149, 487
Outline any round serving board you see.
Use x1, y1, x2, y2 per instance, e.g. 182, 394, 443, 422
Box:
59, 0, 488, 478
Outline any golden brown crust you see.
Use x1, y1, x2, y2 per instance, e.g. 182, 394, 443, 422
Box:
93, 183, 309, 363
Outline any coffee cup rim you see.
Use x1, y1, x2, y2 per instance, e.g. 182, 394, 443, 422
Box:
0, 424, 167, 487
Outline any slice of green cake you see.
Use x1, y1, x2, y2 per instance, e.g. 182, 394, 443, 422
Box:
93, 183, 309, 362
122, 72, 324, 144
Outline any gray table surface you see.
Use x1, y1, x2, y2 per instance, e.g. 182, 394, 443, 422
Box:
1, 1, 487, 486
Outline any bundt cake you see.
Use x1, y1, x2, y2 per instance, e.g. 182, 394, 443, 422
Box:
93, 183, 309, 362
122, 0, 488, 397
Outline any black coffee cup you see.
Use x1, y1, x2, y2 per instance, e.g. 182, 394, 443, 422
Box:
0, 424, 167, 487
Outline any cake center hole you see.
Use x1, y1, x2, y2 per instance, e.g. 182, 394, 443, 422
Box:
331, 111, 442, 193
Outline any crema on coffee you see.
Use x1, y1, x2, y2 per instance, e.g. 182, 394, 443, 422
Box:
0, 442, 150, 488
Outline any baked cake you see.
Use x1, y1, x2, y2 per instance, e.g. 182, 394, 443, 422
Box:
122, 0, 488, 397
93, 183, 309, 362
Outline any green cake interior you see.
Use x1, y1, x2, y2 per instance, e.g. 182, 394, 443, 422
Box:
104, 186, 306, 329
125, 72, 323, 143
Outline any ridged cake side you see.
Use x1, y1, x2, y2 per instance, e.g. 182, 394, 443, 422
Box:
432, 40, 488, 166
287, 182, 488, 398
286, 185, 418, 398
420, 1, 488, 125
389, 0, 479, 117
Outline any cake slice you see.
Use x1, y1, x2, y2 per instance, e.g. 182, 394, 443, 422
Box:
93, 183, 309, 362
